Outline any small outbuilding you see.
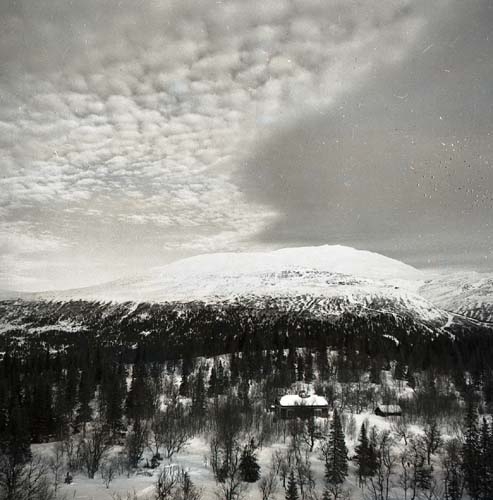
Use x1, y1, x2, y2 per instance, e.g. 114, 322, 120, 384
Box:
375, 404, 402, 417
275, 392, 329, 419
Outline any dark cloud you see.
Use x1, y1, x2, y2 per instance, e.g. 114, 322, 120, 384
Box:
237, 0, 493, 269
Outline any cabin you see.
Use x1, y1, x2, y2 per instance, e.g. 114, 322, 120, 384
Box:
375, 404, 402, 417
274, 392, 329, 419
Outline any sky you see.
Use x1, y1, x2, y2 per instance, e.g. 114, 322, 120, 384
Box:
0, 0, 492, 291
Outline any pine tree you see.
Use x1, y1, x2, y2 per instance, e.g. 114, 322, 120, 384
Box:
216, 361, 226, 395
393, 359, 406, 381
30, 376, 54, 442
1, 402, 32, 466
285, 470, 299, 500
179, 358, 191, 397
355, 423, 372, 485
462, 400, 481, 500
296, 355, 304, 382
229, 354, 239, 386
316, 347, 330, 381
76, 369, 94, 430
238, 379, 250, 411
304, 351, 314, 382
479, 417, 493, 500
239, 440, 260, 483
101, 362, 126, 436
488, 419, 493, 500
126, 360, 156, 420
324, 409, 348, 486
370, 362, 381, 385
63, 360, 79, 422
179, 373, 189, 397
286, 349, 297, 385
367, 427, 379, 477
191, 367, 206, 417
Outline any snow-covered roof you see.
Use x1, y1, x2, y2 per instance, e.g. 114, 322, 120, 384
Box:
279, 394, 328, 407
376, 404, 402, 413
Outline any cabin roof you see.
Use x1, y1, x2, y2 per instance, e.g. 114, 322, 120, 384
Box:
279, 394, 328, 407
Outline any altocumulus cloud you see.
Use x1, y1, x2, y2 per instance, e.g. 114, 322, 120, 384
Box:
0, 0, 440, 290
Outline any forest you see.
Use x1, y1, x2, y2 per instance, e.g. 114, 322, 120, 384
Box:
0, 299, 492, 499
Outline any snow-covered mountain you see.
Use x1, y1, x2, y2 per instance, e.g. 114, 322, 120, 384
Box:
6, 245, 445, 324
420, 271, 493, 323
2, 245, 491, 332
37, 245, 423, 299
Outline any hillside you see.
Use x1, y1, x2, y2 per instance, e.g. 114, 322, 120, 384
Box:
1, 246, 491, 364
420, 271, 493, 323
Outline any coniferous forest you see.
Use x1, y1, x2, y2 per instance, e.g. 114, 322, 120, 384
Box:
0, 299, 492, 499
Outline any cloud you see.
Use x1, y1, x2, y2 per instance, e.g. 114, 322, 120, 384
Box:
235, 0, 493, 269
0, 0, 439, 289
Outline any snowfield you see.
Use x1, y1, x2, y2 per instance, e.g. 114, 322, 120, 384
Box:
420, 271, 493, 322
30, 245, 425, 303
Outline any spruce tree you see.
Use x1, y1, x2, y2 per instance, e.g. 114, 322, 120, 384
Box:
126, 360, 156, 420
355, 423, 372, 485
179, 373, 189, 397
76, 369, 93, 430
179, 358, 191, 397
191, 367, 206, 417
30, 376, 54, 442
239, 440, 260, 483
316, 347, 330, 381
101, 363, 126, 436
324, 409, 348, 486
286, 349, 297, 385
238, 379, 250, 411
367, 427, 379, 477
304, 351, 314, 382
285, 470, 299, 500
462, 400, 481, 500
488, 419, 493, 500
216, 362, 226, 395
229, 353, 239, 386
1, 402, 32, 466
63, 360, 79, 422
479, 417, 493, 500
296, 355, 304, 382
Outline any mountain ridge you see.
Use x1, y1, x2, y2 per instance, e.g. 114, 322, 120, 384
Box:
0, 245, 491, 328
28, 245, 424, 302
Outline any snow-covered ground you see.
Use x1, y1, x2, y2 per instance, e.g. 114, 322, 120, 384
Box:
31, 415, 382, 500
26, 363, 470, 500
34, 409, 460, 500
420, 271, 493, 322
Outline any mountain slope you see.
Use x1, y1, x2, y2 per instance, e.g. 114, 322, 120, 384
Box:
1, 245, 491, 341
420, 272, 493, 323
0, 245, 459, 338
35, 244, 423, 301
20, 244, 450, 323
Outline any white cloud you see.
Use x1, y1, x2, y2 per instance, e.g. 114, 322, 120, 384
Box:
0, 0, 437, 290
